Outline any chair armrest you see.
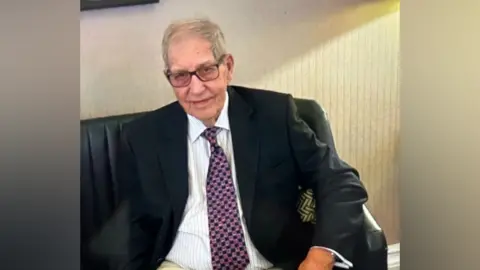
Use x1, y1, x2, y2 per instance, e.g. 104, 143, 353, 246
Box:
353, 206, 388, 270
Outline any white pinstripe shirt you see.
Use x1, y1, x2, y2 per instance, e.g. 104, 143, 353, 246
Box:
165, 93, 352, 269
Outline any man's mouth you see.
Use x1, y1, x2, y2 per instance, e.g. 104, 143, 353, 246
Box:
191, 97, 213, 106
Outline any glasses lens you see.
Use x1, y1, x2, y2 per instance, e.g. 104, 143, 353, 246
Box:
197, 65, 219, 81
169, 72, 190, 87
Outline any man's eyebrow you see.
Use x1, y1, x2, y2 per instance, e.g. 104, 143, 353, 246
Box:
170, 60, 217, 73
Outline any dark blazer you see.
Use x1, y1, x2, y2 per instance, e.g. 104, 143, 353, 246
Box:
117, 85, 368, 270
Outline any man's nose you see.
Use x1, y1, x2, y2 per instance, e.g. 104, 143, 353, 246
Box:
189, 74, 205, 94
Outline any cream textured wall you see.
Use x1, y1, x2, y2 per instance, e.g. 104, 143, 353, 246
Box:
81, 0, 400, 243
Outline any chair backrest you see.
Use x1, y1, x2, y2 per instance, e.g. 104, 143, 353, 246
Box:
80, 97, 387, 270
293, 98, 337, 152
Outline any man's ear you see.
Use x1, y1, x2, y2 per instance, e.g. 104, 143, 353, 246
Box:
224, 54, 235, 81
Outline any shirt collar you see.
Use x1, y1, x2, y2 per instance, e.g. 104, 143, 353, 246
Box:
187, 91, 230, 142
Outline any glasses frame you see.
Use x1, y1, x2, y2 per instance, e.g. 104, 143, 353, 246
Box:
164, 54, 226, 87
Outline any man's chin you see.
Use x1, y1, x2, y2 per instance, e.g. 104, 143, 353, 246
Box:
191, 112, 217, 125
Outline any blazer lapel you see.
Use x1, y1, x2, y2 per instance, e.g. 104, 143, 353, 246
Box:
155, 104, 189, 231
228, 87, 259, 227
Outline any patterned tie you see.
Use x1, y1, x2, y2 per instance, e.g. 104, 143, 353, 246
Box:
202, 127, 250, 270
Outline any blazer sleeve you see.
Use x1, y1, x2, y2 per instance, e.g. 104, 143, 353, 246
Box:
285, 95, 368, 262
117, 128, 157, 270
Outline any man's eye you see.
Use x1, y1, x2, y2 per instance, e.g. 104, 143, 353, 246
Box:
172, 72, 188, 79
202, 66, 216, 73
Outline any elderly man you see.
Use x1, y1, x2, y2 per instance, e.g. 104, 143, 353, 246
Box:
118, 18, 368, 270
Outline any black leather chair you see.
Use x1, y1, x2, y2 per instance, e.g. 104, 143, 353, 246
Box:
80, 98, 388, 270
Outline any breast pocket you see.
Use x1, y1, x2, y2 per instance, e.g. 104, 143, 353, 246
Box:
259, 156, 298, 208
261, 156, 296, 185
268, 155, 295, 169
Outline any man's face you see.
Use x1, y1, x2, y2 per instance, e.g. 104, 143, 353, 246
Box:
166, 35, 234, 124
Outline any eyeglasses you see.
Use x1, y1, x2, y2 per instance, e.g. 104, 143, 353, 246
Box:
165, 55, 226, 88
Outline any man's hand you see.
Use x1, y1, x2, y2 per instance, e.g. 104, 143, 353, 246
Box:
298, 248, 335, 270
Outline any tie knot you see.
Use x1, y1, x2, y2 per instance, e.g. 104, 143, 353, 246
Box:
202, 127, 219, 144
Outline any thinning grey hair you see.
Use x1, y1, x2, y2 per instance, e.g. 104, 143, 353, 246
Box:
162, 18, 227, 70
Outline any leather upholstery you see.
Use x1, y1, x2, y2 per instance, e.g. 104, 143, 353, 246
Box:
80, 98, 388, 270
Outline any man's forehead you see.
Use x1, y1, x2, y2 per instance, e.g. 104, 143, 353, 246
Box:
169, 35, 211, 54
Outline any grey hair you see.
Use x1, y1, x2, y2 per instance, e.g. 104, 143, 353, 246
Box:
162, 18, 227, 70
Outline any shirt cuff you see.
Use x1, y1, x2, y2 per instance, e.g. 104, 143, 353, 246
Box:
310, 246, 353, 269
